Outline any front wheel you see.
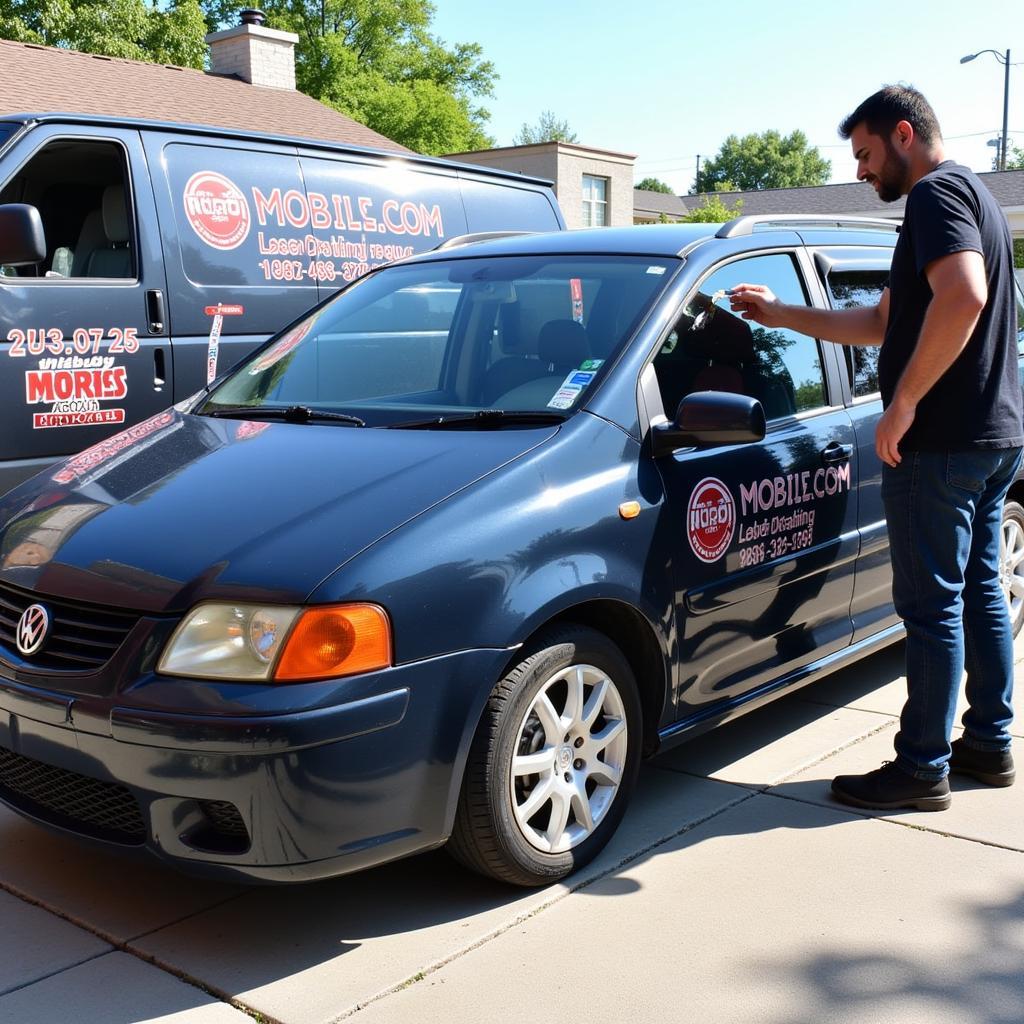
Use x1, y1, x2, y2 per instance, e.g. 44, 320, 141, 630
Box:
448, 625, 642, 887
1000, 499, 1024, 638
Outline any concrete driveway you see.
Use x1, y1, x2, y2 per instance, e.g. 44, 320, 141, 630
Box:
2, 640, 1023, 1024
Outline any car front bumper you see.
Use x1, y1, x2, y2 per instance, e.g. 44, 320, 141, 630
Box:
0, 646, 512, 882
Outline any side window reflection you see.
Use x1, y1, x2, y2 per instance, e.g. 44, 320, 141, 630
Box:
654, 253, 826, 421
827, 269, 888, 398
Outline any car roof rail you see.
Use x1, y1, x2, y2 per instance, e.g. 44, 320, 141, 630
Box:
715, 215, 901, 239
434, 231, 536, 250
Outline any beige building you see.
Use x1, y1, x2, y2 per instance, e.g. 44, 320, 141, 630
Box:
444, 141, 637, 229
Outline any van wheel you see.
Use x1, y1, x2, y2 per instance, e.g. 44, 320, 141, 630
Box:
1000, 499, 1024, 638
448, 625, 641, 887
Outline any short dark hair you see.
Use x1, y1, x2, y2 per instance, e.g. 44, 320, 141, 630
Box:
839, 85, 942, 145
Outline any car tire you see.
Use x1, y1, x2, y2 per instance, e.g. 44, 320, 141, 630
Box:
1000, 499, 1024, 638
447, 624, 642, 887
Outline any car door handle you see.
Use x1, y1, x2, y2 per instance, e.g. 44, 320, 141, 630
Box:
146, 289, 165, 334
820, 442, 853, 465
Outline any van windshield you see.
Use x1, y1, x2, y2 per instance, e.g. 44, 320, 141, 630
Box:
201, 255, 676, 427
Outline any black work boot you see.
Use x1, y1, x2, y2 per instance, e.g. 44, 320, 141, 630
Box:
949, 737, 1015, 787
831, 761, 951, 811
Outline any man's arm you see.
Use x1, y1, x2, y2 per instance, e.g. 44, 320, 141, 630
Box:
728, 283, 889, 347
874, 249, 987, 466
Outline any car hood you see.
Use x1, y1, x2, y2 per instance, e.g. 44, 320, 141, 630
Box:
0, 411, 557, 613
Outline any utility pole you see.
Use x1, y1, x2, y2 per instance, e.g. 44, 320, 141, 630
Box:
695, 155, 701, 193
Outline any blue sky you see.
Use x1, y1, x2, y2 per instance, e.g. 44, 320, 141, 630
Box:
430, 0, 1023, 193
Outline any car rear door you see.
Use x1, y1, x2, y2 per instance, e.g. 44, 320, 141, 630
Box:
811, 246, 897, 643
651, 248, 859, 721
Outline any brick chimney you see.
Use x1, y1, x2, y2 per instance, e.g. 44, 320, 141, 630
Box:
206, 8, 299, 91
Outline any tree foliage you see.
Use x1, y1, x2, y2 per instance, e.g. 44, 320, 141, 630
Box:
512, 110, 577, 145
0, 0, 208, 68
635, 176, 673, 194
696, 130, 830, 192
1001, 142, 1024, 171
683, 193, 744, 223
0, 0, 498, 154
201, 0, 496, 154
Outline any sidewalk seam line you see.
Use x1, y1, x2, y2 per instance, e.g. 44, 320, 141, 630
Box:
330, 789, 760, 1021
0, 879, 270, 1023
0, 949, 111, 999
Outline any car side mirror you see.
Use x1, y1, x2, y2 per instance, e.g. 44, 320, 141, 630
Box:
0, 204, 46, 266
651, 390, 766, 458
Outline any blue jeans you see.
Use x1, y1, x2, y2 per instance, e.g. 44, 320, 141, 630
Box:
882, 447, 1022, 780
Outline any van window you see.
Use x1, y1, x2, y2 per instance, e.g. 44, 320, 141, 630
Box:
0, 139, 134, 280
654, 253, 825, 421
826, 268, 888, 398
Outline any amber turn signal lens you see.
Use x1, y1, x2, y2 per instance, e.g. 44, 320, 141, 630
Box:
274, 604, 391, 681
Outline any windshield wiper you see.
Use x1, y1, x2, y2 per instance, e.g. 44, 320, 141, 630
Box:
202, 405, 366, 426
387, 409, 566, 430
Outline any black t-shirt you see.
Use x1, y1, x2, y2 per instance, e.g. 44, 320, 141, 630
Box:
879, 160, 1023, 451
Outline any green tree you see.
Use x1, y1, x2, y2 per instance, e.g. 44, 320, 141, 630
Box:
512, 110, 577, 145
0, 0, 208, 67
635, 176, 673, 194
202, 0, 496, 154
683, 193, 744, 223
1000, 142, 1024, 171
695, 130, 831, 192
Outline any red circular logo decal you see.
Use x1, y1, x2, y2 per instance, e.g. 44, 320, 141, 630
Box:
183, 171, 250, 250
687, 477, 735, 563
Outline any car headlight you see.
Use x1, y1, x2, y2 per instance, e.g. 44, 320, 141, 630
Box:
157, 602, 391, 682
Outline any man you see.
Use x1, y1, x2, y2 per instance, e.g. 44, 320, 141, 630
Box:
729, 85, 1022, 811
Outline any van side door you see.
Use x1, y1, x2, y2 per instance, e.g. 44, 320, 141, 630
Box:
811, 247, 897, 643
0, 125, 170, 494
652, 250, 859, 720
143, 132, 320, 399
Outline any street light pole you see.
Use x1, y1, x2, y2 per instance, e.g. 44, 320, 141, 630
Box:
1001, 49, 1010, 170
960, 47, 1012, 171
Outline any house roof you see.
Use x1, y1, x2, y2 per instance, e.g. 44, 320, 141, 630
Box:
635, 168, 1024, 221
0, 39, 411, 154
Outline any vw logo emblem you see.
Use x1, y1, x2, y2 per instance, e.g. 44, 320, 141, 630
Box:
16, 604, 51, 657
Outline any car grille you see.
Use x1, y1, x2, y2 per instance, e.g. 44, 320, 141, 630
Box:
0, 581, 138, 671
0, 744, 146, 845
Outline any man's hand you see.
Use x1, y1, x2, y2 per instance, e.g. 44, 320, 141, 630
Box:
875, 396, 916, 467
728, 283, 788, 327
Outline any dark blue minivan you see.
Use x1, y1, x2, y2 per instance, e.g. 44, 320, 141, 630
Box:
2, 218, 1023, 886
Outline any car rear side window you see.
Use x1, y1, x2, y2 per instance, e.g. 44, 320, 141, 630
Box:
654, 252, 825, 421
826, 268, 889, 398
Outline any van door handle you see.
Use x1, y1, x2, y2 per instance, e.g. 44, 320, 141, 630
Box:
820, 442, 853, 465
146, 289, 165, 334
153, 347, 165, 391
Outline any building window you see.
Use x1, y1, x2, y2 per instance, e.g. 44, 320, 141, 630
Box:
582, 175, 608, 227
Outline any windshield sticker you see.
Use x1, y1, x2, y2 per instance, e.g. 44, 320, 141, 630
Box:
646, 266, 667, 275
687, 478, 736, 563
205, 303, 244, 384
579, 359, 604, 371
547, 382, 583, 410
569, 277, 584, 323
563, 370, 595, 389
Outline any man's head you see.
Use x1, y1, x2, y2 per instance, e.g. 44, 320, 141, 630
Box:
839, 86, 943, 201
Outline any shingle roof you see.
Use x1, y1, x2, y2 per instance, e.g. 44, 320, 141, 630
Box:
0, 39, 411, 154
635, 169, 1024, 221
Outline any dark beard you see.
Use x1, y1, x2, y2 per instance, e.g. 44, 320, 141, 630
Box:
874, 140, 910, 202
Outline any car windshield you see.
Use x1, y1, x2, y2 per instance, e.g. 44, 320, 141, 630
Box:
0, 123, 21, 153
200, 254, 676, 427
